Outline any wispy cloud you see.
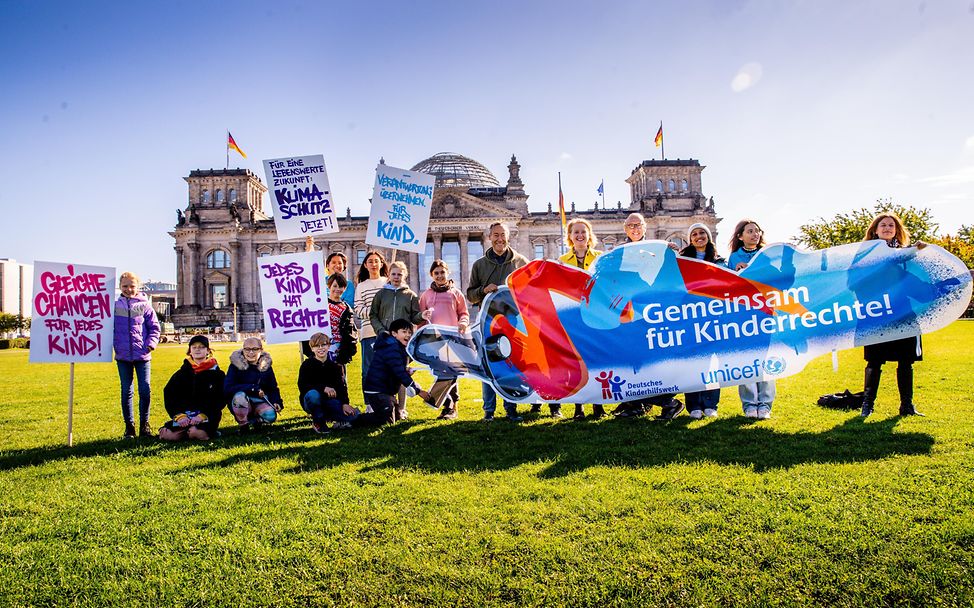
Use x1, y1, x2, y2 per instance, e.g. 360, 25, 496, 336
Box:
731, 62, 763, 93
559, 152, 573, 161
916, 165, 974, 187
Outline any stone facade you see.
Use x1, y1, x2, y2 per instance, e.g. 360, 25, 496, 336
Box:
170, 154, 721, 331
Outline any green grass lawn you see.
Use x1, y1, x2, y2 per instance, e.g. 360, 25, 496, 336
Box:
1, 322, 973, 607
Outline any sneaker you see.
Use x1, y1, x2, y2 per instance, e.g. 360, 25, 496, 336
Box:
657, 399, 685, 420
399, 408, 409, 420
439, 408, 458, 420
529, 404, 543, 414
757, 406, 772, 420
312, 421, 330, 434
704, 408, 718, 418
744, 406, 759, 418
123, 423, 137, 439
483, 413, 494, 422
688, 409, 704, 420
332, 421, 353, 430
505, 410, 524, 422
550, 407, 564, 419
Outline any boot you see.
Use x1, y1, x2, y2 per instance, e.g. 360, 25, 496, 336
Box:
124, 422, 136, 439
897, 365, 924, 416
860, 365, 881, 418
592, 404, 606, 419
549, 404, 563, 418
139, 420, 155, 438
572, 404, 585, 420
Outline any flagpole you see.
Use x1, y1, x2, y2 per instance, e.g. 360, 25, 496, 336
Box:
558, 172, 567, 256
600, 179, 606, 210
660, 122, 665, 160
226, 130, 229, 170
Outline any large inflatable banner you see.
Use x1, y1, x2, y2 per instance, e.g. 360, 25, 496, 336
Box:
257, 251, 330, 344
408, 240, 972, 404
29, 261, 115, 363
263, 154, 338, 241
366, 164, 434, 254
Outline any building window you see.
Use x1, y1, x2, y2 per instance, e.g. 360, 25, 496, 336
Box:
442, 241, 460, 276
533, 243, 545, 260
229, 189, 237, 202
417, 242, 434, 279
206, 250, 230, 269
356, 249, 366, 266
667, 179, 676, 192
681, 179, 689, 192
655, 179, 663, 192
216, 189, 224, 203
210, 284, 227, 309
201, 189, 210, 204
256, 246, 272, 258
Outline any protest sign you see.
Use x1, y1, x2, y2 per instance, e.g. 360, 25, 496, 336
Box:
408, 240, 973, 403
366, 164, 434, 254
30, 261, 114, 363
257, 251, 329, 344
263, 154, 338, 241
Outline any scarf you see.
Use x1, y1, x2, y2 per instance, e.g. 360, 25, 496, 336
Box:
187, 356, 218, 373
429, 279, 454, 293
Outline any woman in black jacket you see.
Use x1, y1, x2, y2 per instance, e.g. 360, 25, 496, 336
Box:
160, 335, 225, 440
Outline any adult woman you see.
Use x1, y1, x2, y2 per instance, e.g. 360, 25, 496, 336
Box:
224, 337, 283, 431
859, 212, 926, 418
354, 250, 389, 401
160, 335, 225, 441
557, 218, 603, 420
679, 223, 724, 418
113, 271, 161, 438
419, 259, 470, 419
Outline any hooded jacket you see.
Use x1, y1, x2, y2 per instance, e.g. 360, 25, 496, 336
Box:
363, 331, 420, 396
369, 284, 423, 335
113, 292, 161, 362
224, 349, 282, 406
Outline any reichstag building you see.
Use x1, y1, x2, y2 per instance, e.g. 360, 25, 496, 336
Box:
170, 152, 721, 330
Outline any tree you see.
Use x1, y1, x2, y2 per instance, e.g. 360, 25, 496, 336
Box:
0, 313, 28, 335
957, 224, 973, 245
795, 199, 939, 249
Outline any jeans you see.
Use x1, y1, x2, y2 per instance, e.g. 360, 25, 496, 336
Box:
685, 388, 721, 412
230, 392, 277, 425
360, 337, 376, 384
302, 390, 359, 425
117, 360, 151, 425
482, 383, 516, 416
739, 381, 775, 409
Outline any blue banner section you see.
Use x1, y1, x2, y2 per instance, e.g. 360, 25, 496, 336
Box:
408, 241, 972, 403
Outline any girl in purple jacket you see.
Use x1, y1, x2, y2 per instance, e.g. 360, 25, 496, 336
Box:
113, 271, 161, 438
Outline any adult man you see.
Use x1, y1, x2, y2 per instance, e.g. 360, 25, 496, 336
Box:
467, 222, 529, 422
615, 212, 685, 420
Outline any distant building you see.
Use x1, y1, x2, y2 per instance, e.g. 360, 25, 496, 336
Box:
0, 258, 33, 337
170, 153, 721, 331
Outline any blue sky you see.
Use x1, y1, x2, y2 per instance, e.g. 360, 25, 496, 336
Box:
1, 0, 972, 282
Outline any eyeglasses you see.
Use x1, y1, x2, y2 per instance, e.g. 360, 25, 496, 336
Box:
243, 347, 262, 352
625, 223, 645, 228
311, 342, 330, 348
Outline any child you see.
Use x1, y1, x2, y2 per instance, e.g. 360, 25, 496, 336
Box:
326, 274, 358, 365
224, 337, 283, 431
418, 259, 470, 420
353, 250, 389, 393
727, 219, 775, 419
680, 223, 724, 418
360, 318, 431, 425
160, 335, 225, 441
113, 271, 161, 438
298, 332, 359, 433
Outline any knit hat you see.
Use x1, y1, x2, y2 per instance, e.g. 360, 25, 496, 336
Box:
188, 335, 210, 349
687, 223, 712, 244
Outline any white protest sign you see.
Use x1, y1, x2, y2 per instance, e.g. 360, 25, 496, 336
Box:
366, 164, 435, 254
29, 261, 115, 363
257, 251, 330, 344
263, 154, 339, 241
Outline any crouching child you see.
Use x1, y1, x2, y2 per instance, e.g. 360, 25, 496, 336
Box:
358, 318, 431, 426
299, 332, 360, 433
224, 337, 283, 431
160, 335, 225, 441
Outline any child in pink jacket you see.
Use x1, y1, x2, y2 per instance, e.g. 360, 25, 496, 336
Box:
418, 259, 470, 419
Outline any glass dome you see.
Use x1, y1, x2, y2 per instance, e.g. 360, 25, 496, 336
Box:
410, 152, 501, 188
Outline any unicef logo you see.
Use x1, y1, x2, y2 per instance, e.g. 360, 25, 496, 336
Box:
763, 357, 786, 376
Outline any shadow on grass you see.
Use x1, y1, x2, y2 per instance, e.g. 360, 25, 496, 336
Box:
2, 413, 930, 477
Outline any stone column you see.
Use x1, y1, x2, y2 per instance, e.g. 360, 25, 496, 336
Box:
187, 243, 200, 307
458, 232, 469, 293
432, 233, 443, 261
174, 246, 184, 307
229, 241, 240, 306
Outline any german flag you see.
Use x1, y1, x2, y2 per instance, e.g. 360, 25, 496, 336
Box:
227, 132, 247, 158
654, 124, 663, 148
